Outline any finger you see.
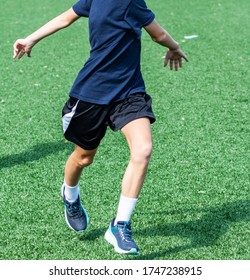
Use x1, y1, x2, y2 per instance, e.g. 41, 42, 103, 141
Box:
13, 48, 17, 59
13, 44, 24, 59
13, 50, 18, 59
13, 43, 20, 59
18, 50, 25, 59
183, 54, 188, 62
174, 59, 178, 71
164, 53, 170, 67
13, 49, 20, 59
179, 58, 182, 68
170, 60, 173, 70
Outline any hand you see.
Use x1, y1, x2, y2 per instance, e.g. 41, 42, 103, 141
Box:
13, 38, 34, 59
164, 47, 188, 71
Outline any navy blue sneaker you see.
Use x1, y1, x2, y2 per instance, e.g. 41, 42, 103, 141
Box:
61, 185, 89, 232
105, 218, 139, 254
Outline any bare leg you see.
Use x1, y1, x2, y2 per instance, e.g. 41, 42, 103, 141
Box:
62, 145, 96, 232
105, 118, 152, 253
64, 145, 97, 186
121, 118, 152, 198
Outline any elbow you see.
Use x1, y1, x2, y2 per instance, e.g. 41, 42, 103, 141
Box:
57, 11, 78, 28
59, 18, 72, 28
152, 31, 167, 44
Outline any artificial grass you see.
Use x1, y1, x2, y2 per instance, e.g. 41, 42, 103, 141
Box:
0, 0, 249, 260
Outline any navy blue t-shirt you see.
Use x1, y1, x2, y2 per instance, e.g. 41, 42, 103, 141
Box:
70, 0, 155, 104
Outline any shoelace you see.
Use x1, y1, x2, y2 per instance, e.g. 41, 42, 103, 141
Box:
65, 200, 83, 218
117, 223, 133, 242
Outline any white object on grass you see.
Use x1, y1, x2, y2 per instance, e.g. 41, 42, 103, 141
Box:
184, 35, 199, 39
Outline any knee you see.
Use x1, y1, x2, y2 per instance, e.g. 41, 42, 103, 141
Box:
131, 142, 152, 163
74, 153, 95, 168
72, 146, 96, 169
77, 155, 94, 168
78, 156, 94, 168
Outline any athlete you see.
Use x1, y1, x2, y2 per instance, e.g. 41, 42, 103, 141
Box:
13, 0, 188, 254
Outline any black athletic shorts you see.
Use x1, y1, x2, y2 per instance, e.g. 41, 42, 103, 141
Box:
62, 93, 156, 150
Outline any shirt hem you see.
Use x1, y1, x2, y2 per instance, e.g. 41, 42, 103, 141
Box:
69, 89, 146, 105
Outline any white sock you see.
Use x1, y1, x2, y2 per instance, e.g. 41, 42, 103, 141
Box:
64, 180, 80, 202
114, 194, 138, 225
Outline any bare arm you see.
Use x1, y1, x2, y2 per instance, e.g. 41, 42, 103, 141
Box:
144, 20, 188, 71
13, 8, 80, 59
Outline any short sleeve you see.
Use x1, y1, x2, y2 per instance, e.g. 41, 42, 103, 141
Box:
72, 0, 92, 17
124, 0, 155, 33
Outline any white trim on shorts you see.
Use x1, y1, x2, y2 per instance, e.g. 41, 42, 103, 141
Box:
62, 100, 79, 133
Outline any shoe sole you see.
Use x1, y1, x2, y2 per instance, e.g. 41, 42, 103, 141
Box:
61, 184, 89, 233
104, 225, 139, 255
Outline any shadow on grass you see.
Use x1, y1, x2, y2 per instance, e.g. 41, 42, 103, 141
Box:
136, 199, 250, 259
0, 141, 72, 169
79, 228, 107, 242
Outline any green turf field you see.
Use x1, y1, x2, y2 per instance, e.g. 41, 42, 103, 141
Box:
0, 0, 249, 260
